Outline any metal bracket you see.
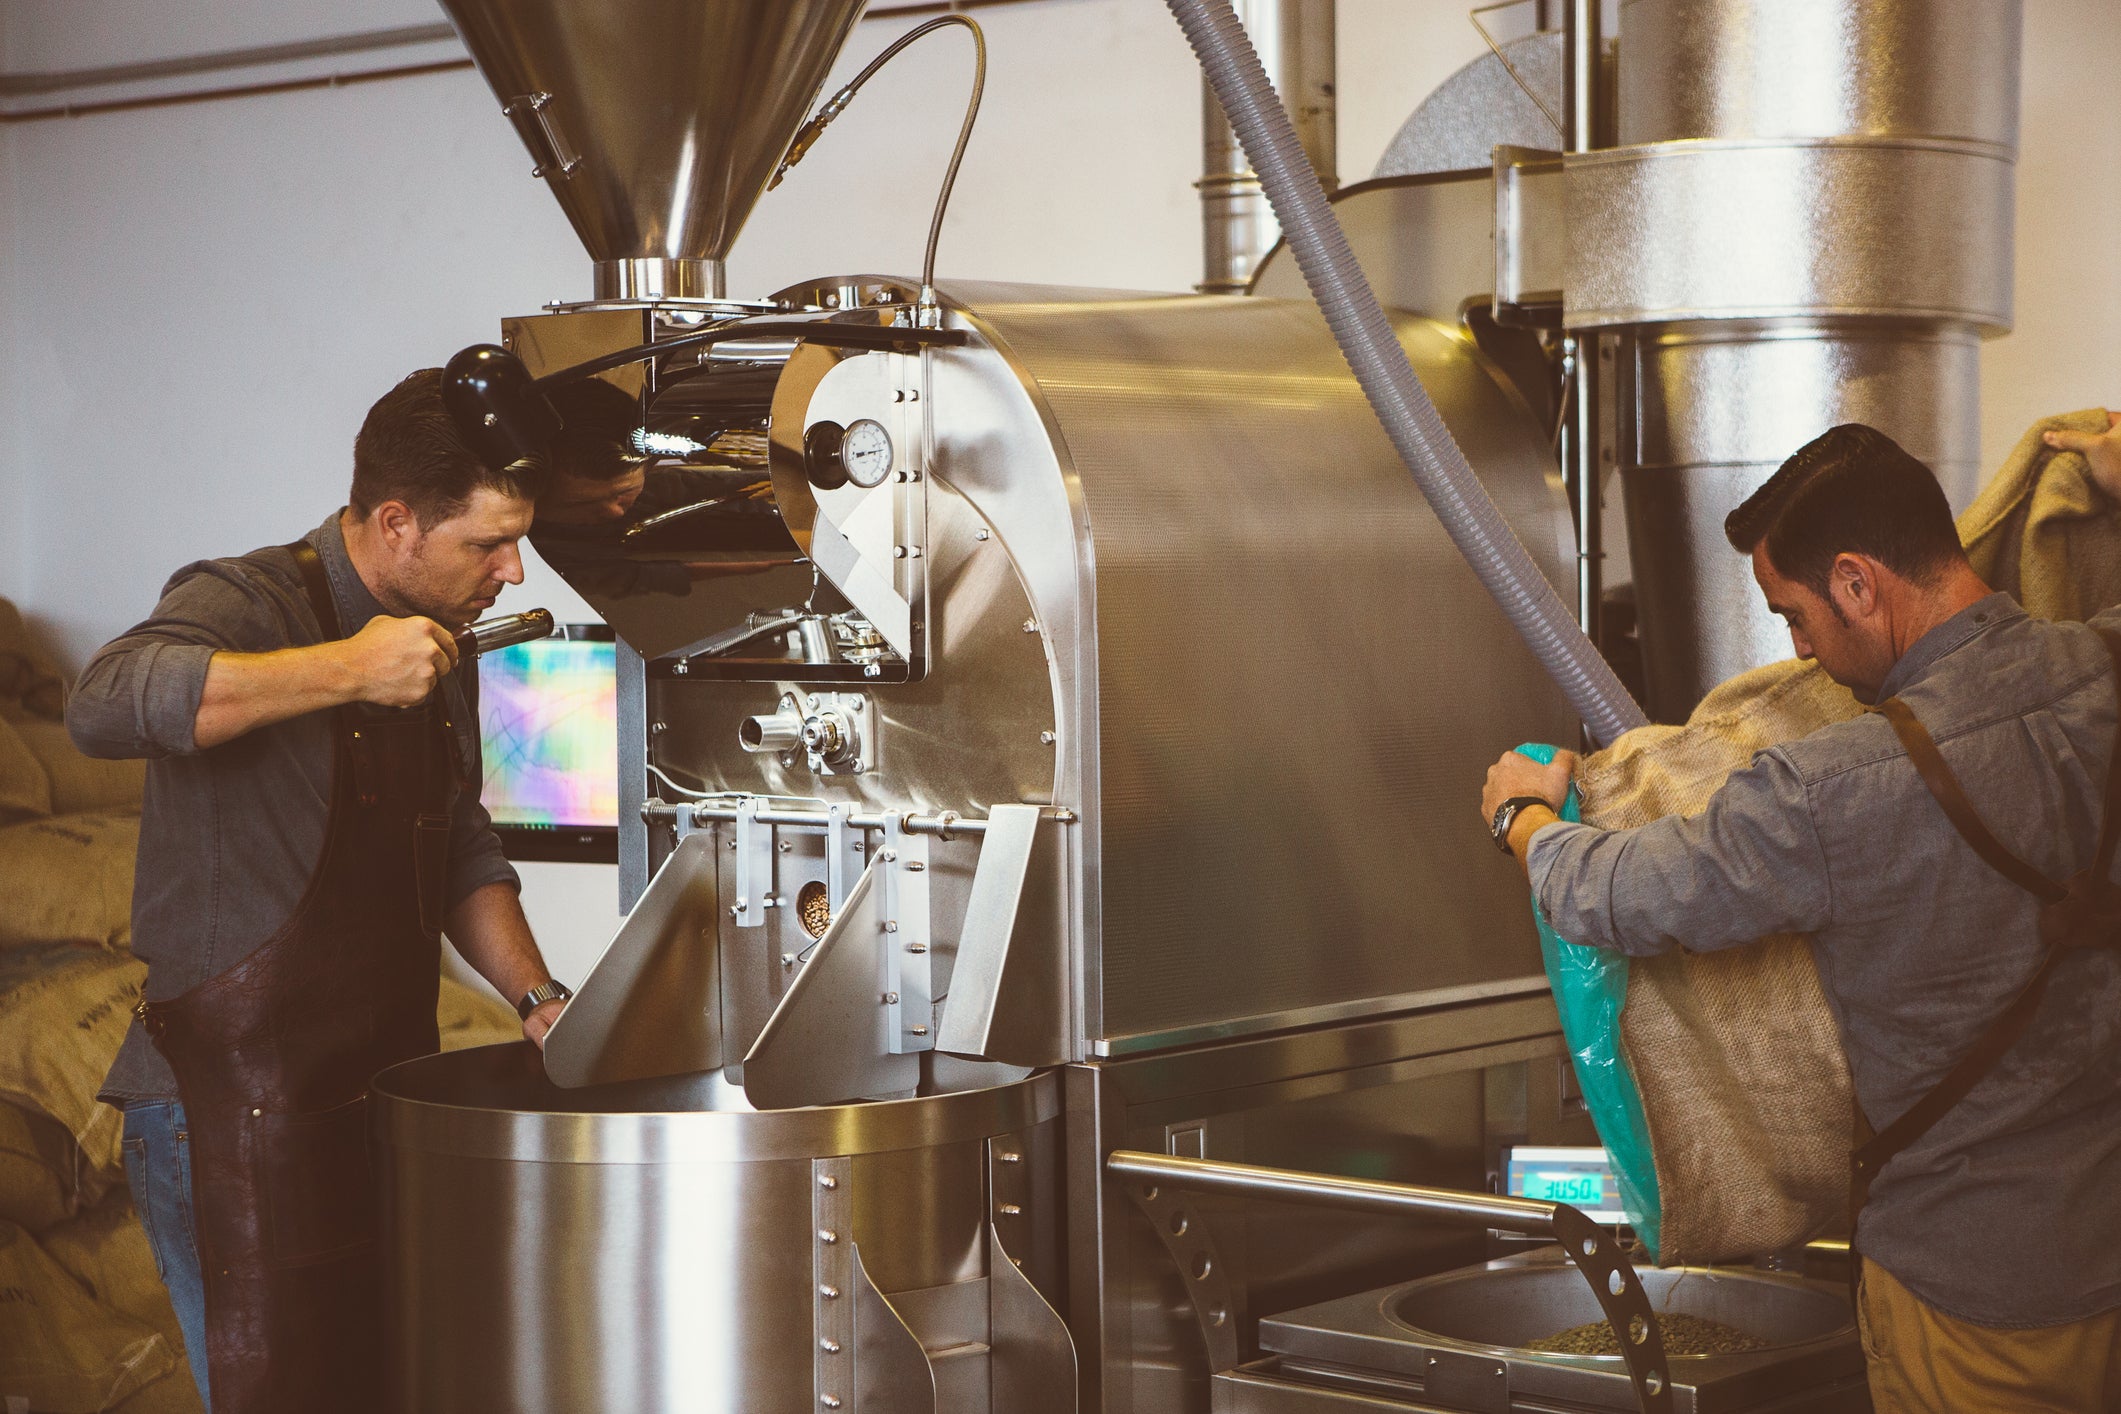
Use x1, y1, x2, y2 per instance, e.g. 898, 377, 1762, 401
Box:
879, 813, 933, 1054
1118, 1177, 1245, 1375
1423, 1348, 1510, 1413
1493, 145, 1565, 328
1546, 1203, 1673, 1414
744, 864, 920, 1109
500, 91, 582, 179
985, 1134, 1078, 1414
815, 1156, 854, 1412
733, 797, 775, 929
826, 801, 863, 911
540, 832, 723, 1089
934, 804, 1041, 1059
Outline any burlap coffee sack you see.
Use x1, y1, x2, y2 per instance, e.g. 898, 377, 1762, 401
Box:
1960, 408, 2121, 624
0, 945, 142, 1162
0, 1218, 174, 1412
439, 974, 525, 1051
0, 598, 67, 723
0, 812, 139, 950
0, 715, 54, 824
1578, 659, 1862, 1262
11, 719, 144, 817
41, 1192, 185, 1353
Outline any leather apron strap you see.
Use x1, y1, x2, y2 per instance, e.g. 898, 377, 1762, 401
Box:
1856, 627, 2121, 1202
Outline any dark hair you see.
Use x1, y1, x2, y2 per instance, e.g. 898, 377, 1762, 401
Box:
1723, 423, 1964, 597
351, 369, 538, 524
542, 377, 644, 485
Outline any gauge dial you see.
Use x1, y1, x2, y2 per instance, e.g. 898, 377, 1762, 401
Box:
841, 419, 895, 488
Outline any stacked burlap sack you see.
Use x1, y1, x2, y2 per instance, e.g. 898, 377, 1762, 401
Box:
1573, 410, 2120, 1264
0, 598, 525, 1412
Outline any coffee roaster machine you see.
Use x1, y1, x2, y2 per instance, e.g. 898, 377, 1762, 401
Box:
371, 2, 2017, 1411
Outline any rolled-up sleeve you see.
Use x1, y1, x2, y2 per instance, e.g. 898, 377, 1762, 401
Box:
66, 564, 285, 760
442, 666, 520, 906
1526, 747, 1834, 956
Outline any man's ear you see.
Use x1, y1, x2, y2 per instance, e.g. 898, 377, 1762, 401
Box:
1830, 551, 1879, 616
372, 499, 421, 547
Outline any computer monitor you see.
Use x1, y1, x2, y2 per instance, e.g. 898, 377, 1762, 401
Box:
477, 624, 620, 863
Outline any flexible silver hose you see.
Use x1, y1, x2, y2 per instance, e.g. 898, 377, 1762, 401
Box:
1163, 0, 1648, 746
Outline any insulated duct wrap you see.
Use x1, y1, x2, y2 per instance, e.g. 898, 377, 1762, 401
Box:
1163, 0, 1648, 747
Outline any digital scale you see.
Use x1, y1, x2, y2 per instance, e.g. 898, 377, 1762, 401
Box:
1502, 1145, 1629, 1226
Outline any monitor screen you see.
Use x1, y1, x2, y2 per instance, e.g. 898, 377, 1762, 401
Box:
477, 626, 620, 862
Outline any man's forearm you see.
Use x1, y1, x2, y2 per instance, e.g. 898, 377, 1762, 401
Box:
445, 881, 552, 1011
1507, 803, 1559, 872
194, 643, 357, 750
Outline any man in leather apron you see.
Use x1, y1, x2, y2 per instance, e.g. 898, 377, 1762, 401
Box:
68, 369, 575, 1414
1479, 423, 2121, 1411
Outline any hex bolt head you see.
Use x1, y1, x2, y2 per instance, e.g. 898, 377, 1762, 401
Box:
1040, 731, 1056, 745
883, 991, 899, 1004
975, 529, 991, 541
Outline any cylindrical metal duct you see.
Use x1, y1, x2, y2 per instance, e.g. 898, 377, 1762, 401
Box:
1199, 0, 1335, 294
1600, 0, 2019, 720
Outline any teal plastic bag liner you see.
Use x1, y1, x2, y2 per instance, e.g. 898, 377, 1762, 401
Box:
1515, 742, 1663, 1258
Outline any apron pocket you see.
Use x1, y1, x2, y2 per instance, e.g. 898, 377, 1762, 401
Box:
257, 1096, 373, 1268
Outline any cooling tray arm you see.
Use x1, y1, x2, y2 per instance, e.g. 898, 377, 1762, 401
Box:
1104, 1149, 1674, 1414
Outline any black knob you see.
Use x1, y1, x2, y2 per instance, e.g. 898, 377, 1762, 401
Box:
804, 420, 849, 491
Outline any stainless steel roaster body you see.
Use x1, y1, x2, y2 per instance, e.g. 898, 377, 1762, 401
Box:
373, 277, 1590, 1414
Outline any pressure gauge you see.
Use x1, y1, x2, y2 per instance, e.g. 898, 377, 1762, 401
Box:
802, 418, 896, 491
841, 419, 895, 488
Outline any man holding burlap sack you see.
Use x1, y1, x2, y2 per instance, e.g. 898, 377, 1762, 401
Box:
1481, 422, 2121, 1413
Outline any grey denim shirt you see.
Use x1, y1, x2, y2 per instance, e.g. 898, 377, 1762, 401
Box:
68, 513, 519, 1104
1529, 593, 2121, 1327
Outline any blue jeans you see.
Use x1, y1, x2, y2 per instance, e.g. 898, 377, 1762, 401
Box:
121, 1100, 212, 1410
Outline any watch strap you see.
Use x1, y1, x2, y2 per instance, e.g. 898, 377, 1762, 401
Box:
1491, 796, 1554, 854
517, 980, 573, 1020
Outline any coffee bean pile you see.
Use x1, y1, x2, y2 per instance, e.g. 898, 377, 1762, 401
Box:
1525, 1312, 1769, 1357
797, 881, 834, 939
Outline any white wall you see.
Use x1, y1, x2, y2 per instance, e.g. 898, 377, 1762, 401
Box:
1981, 0, 2121, 471
3, 0, 2118, 977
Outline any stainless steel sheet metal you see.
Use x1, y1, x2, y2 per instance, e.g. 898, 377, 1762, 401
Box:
1617, 0, 2021, 150
1625, 323, 1985, 717
1564, 139, 2014, 331
948, 289, 1577, 1048
437, 0, 867, 269
1372, 30, 1565, 179
374, 1050, 1064, 1414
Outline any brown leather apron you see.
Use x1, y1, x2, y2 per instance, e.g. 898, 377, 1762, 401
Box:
1850, 626, 2121, 1250
140, 540, 457, 1414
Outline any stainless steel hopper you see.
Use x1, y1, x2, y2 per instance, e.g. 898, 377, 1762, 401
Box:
436, 0, 870, 300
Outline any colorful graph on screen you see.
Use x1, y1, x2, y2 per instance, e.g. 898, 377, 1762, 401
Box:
478, 638, 619, 828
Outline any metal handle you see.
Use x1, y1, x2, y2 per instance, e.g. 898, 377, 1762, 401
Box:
1104, 1150, 1674, 1414
454, 608, 554, 658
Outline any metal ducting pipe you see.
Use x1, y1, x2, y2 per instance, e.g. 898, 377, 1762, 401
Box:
1196, 0, 1336, 294
1590, 0, 2019, 720
1164, 0, 1650, 747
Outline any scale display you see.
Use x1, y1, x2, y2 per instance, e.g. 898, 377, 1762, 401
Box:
1504, 1145, 1628, 1226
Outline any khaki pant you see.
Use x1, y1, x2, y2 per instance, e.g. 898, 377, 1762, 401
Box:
1860, 1261, 2121, 1413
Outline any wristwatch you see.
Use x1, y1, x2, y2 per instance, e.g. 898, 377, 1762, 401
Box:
517, 980, 574, 1020
1489, 796, 1554, 855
